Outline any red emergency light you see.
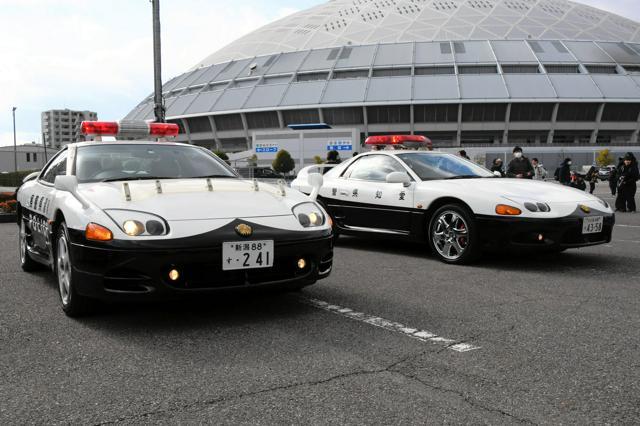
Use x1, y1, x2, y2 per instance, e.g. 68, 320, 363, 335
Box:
80, 121, 179, 138
365, 135, 432, 148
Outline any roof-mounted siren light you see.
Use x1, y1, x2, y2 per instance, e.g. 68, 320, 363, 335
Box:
365, 135, 432, 150
80, 120, 179, 141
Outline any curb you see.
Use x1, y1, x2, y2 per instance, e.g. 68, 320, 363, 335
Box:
0, 213, 17, 224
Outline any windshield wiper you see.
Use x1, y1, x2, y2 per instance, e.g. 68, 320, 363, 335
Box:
192, 174, 236, 179
444, 175, 482, 180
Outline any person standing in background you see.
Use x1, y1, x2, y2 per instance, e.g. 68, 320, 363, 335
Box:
490, 158, 505, 177
531, 158, 547, 181
555, 158, 572, 185
586, 165, 598, 194
609, 163, 618, 196
458, 150, 470, 160
506, 146, 534, 179
616, 153, 639, 213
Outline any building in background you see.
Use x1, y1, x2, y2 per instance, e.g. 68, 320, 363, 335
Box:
0, 143, 48, 173
41, 109, 97, 149
125, 0, 640, 166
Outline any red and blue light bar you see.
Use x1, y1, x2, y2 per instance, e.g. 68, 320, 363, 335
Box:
80, 120, 180, 138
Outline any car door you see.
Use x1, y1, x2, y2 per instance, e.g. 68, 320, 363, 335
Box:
338, 154, 415, 234
25, 150, 68, 253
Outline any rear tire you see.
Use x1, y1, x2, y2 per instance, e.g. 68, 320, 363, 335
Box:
19, 219, 40, 272
55, 222, 94, 317
427, 204, 481, 265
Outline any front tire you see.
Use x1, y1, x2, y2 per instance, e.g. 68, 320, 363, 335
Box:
55, 223, 94, 317
428, 204, 480, 265
19, 219, 40, 272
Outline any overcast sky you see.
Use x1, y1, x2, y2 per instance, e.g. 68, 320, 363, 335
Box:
1, 0, 639, 147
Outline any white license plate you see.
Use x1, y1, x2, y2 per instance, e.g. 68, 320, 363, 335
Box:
582, 216, 603, 234
222, 240, 274, 271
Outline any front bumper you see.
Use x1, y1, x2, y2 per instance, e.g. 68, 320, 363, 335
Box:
67, 220, 333, 301
476, 210, 614, 250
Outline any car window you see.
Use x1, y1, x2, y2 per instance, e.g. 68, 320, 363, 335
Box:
75, 144, 237, 183
344, 155, 407, 182
397, 153, 493, 180
41, 151, 68, 184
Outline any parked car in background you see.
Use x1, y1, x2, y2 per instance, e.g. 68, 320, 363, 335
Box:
235, 167, 284, 180
598, 166, 616, 181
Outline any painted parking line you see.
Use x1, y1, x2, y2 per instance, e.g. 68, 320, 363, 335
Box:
615, 224, 640, 228
302, 298, 480, 353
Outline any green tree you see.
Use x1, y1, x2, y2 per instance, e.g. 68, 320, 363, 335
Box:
595, 149, 615, 167
212, 150, 230, 165
313, 155, 324, 164
272, 149, 295, 175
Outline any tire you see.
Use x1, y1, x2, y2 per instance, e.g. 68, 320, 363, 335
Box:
55, 222, 94, 317
19, 218, 40, 272
427, 204, 481, 265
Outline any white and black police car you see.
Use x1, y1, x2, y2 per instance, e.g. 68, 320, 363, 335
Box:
292, 135, 614, 264
17, 121, 333, 316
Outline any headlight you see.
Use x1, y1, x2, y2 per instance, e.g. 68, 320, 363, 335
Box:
292, 202, 326, 228
524, 202, 551, 213
105, 209, 169, 236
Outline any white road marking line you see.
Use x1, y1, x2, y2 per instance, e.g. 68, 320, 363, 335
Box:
302, 298, 481, 353
615, 224, 640, 228
615, 239, 640, 244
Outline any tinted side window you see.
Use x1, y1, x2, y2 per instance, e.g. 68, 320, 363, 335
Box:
344, 155, 406, 181
41, 152, 68, 184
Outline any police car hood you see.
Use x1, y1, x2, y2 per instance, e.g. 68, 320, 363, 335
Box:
424, 178, 597, 203
78, 179, 305, 220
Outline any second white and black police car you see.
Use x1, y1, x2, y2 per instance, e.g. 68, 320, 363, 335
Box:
292, 135, 614, 265
16, 121, 333, 316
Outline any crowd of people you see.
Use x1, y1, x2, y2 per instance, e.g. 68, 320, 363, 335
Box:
483, 147, 639, 213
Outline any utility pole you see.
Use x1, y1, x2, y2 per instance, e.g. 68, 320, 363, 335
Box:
151, 0, 165, 123
12, 107, 18, 175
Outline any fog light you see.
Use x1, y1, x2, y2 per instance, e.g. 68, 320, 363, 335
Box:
297, 258, 307, 269
168, 269, 180, 281
538, 234, 544, 241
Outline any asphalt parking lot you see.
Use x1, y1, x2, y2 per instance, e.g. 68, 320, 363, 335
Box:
1, 187, 639, 425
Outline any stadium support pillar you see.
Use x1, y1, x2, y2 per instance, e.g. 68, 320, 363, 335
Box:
363, 106, 369, 137
590, 103, 605, 144
207, 116, 222, 150
503, 103, 511, 144
276, 111, 285, 129
181, 119, 192, 144
410, 104, 415, 135
240, 113, 250, 150
633, 108, 640, 143
456, 104, 462, 147
547, 103, 559, 144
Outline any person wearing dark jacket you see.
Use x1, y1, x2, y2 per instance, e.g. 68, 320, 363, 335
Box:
609, 162, 619, 196
490, 158, 505, 177
615, 153, 639, 212
586, 166, 598, 194
506, 146, 534, 179
555, 158, 572, 185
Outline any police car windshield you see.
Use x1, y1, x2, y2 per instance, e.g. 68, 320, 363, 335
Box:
397, 153, 493, 181
75, 144, 237, 183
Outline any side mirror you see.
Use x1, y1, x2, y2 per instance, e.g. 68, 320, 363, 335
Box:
308, 172, 323, 201
386, 172, 411, 187
23, 171, 39, 183
54, 175, 90, 209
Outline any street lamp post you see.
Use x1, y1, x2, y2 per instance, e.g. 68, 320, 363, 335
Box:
12, 107, 17, 175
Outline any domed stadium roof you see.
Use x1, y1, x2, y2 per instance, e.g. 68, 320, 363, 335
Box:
198, 0, 640, 67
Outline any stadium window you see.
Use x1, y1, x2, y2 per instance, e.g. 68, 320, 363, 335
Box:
414, 104, 458, 123
332, 69, 369, 79
623, 65, 640, 74
260, 75, 292, 85
585, 65, 618, 74
245, 111, 280, 129
296, 72, 329, 82
601, 103, 640, 122
440, 42, 452, 54
214, 114, 244, 131
372, 68, 411, 77
367, 106, 410, 124
509, 103, 554, 122
501, 64, 540, 74
453, 42, 466, 54
202, 82, 228, 92
544, 64, 580, 73
527, 41, 544, 53
414, 66, 455, 75
461, 104, 507, 122
457, 65, 498, 74
282, 109, 320, 125
187, 116, 212, 133
556, 103, 600, 121
33, 153, 37, 162
26, 153, 30, 162
323, 107, 364, 125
